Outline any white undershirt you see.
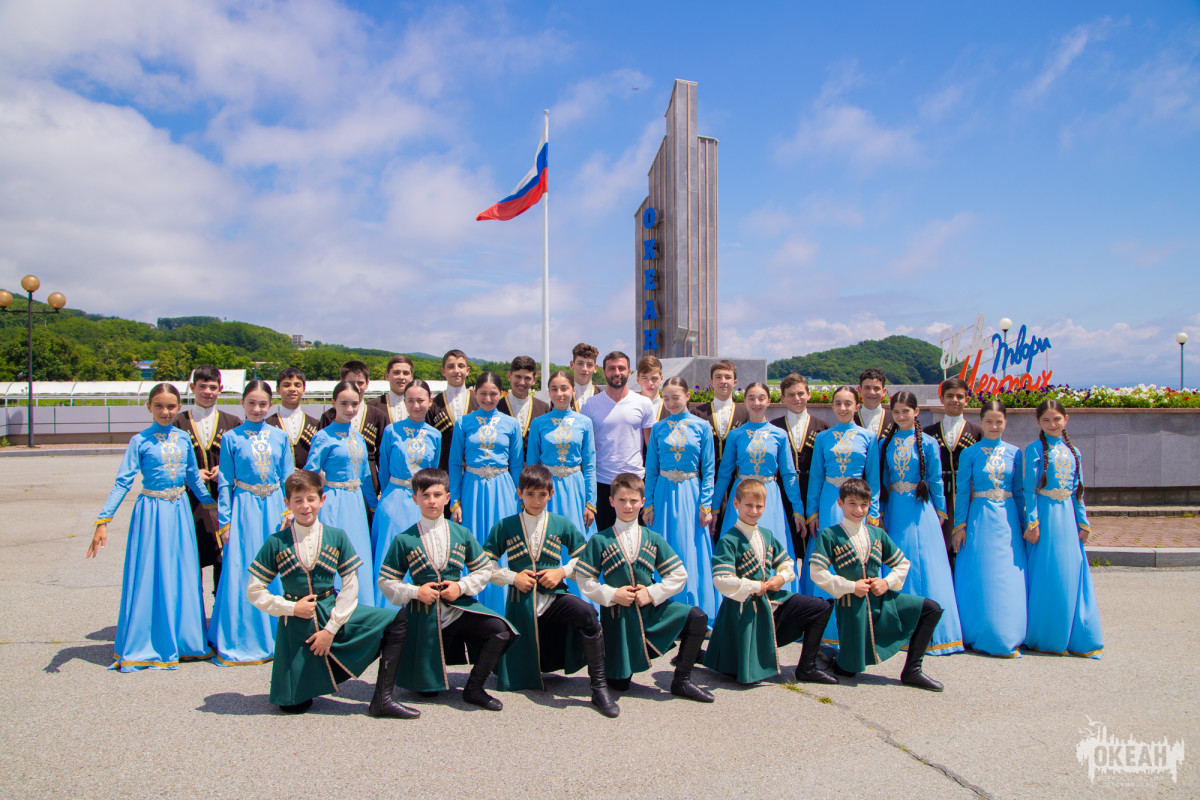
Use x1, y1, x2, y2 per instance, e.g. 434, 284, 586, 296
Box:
245, 521, 357, 635
859, 405, 884, 436
489, 510, 579, 616
578, 518, 686, 608
941, 414, 965, 449
810, 518, 909, 599
376, 515, 493, 629
713, 519, 797, 604
191, 404, 216, 445
575, 382, 595, 403
712, 396, 734, 437
277, 405, 304, 441
386, 391, 406, 424
507, 393, 531, 431
786, 410, 810, 452
350, 402, 367, 432
444, 384, 468, 421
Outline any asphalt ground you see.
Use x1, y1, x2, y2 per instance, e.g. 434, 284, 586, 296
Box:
2, 455, 1197, 799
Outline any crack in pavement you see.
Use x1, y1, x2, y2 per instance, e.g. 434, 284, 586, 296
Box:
783, 683, 995, 799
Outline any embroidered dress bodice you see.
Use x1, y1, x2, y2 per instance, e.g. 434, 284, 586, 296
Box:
277, 405, 305, 442
786, 410, 810, 452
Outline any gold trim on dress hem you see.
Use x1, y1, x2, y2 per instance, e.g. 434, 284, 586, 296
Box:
213, 653, 274, 666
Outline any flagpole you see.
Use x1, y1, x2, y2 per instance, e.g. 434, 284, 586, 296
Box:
541, 108, 550, 392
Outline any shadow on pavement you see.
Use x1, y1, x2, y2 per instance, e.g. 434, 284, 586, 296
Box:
45, 627, 118, 672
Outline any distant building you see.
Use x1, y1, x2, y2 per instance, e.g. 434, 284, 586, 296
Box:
291, 334, 313, 350
135, 360, 156, 380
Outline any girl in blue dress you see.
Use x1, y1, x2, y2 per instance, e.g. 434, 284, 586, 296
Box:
526, 370, 597, 537
305, 381, 377, 607
643, 377, 718, 618
799, 386, 881, 600
449, 371, 523, 611
951, 400, 1028, 657
879, 392, 963, 656
370, 378, 441, 608
1022, 399, 1103, 658
208, 380, 295, 665
88, 383, 217, 672
712, 382, 804, 593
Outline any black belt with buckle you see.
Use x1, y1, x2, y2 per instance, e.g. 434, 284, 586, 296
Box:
284, 588, 336, 602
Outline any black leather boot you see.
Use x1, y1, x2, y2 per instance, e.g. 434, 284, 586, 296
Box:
670, 629, 715, 702
279, 699, 312, 714
794, 604, 838, 685
607, 676, 631, 691
900, 603, 944, 692
368, 614, 421, 719
462, 633, 508, 711
581, 632, 620, 718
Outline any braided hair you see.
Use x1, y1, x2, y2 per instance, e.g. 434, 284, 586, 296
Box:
885, 391, 930, 503
1035, 399, 1084, 500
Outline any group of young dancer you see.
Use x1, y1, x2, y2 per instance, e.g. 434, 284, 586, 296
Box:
86, 346, 1103, 718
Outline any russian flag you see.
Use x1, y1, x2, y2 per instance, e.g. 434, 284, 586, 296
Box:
476, 129, 547, 221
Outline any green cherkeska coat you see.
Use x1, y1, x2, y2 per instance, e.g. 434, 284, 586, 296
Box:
575, 526, 691, 681
378, 520, 517, 693
482, 513, 589, 691
808, 524, 923, 673
249, 525, 396, 707
703, 525, 795, 684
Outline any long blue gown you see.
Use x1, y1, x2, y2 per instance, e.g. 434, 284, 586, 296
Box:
305, 423, 377, 607
526, 408, 597, 537
1022, 436, 1103, 658
208, 421, 294, 664
370, 418, 441, 608
881, 429, 963, 656
95, 423, 217, 671
712, 421, 804, 593
645, 411, 718, 619
953, 439, 1028, 656
449, 408, 522, 611
799, 422, 881, 611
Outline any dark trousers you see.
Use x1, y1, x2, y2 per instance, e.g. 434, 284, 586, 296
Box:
538, 594, 601, 638
772, 594, 834, 645
441, 611, 513, 652
595, 482, 616, 532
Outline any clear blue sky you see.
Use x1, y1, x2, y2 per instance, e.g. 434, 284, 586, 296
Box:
1, 1, 1196, 386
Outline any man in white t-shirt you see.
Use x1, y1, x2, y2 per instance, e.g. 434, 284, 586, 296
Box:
580, 350, 657, 532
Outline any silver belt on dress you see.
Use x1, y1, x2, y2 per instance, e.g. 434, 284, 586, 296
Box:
466, 465, 507, 480
659, 469, 698, 483
234, 480, 280, 498
325, 479, 361, 491
972, 489, 1013, 501
141, 486, 187, 502
890, 481, 918, 494
1037, 487, 1073, 502
389, 477, 413, 489
546, 465, 581, 478
825, 476, 851, 487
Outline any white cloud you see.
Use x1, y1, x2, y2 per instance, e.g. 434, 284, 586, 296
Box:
568, 120, 661, 217
781, 104, 920, 170
1110, 238, 1191, 268
551, 68, 649, 130
1019, 17, 1120, 103
769, 235, 819, 270
919, 84, 965, 121
888, 211, 975, 275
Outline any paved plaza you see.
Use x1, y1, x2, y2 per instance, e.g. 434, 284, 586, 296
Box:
2, 454, 1196, 799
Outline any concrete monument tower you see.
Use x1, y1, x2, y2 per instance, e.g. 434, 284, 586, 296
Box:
635, 79, 718, 364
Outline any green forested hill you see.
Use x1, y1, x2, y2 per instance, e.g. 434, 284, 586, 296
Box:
0, 295, 533, 384
767, 335, 943, 384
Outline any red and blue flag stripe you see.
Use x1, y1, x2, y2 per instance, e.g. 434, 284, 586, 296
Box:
476, 130, 548, 221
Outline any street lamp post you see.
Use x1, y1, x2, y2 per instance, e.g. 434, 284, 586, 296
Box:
0, 276, 67, 448
999, 317, 1013, 378
1177, 333, 1189, 391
